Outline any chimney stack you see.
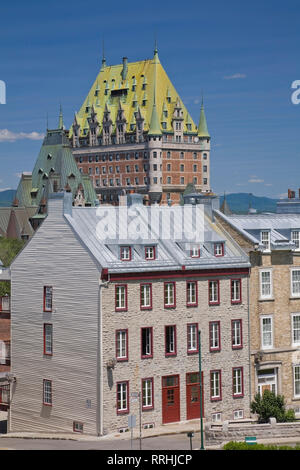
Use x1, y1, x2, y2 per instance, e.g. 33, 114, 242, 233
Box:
122, 57, 128, 81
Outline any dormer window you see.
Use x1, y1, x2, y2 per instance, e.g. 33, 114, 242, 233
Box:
145, 246, 156, 260
120, 246, 131, 261
292, 230, 300, 250
214, 243, 224, 257
261, 231, 270, 251
190, 246, 200, 258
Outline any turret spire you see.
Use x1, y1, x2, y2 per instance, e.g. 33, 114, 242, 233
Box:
148, 48, 162, 136
58, 104, 65, 130
197, 98, 209, 138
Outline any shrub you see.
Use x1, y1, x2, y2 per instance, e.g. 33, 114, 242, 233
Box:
250, 390, 295, 423
223, 441, 300, 450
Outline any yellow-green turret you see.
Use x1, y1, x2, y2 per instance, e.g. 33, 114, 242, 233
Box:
197, 100, 209, 138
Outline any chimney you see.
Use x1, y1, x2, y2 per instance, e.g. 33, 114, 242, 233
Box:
121, 57, 128, 81
288, 189, 295, 199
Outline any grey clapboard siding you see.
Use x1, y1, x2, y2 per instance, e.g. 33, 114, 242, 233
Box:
10, 196, 101, 435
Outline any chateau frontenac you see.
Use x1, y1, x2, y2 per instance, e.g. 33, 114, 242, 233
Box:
69, 47, 211, 205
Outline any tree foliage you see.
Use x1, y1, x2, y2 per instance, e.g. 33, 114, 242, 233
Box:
250, 390, 295, 423
0, 237, 25, 296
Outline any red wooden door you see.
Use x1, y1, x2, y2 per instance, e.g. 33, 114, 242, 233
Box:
186, 372, 204, 420
162, 375, 180, 424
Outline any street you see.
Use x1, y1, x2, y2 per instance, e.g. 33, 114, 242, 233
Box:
0, 432, 203, 451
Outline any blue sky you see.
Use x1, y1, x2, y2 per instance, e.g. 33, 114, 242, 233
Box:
0, 0, 300, 198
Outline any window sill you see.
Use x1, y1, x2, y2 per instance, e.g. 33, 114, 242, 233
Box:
259, 298, 274, 302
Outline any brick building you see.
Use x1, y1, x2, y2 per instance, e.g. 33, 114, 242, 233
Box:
215, 210, 300, 416
8, 192, 251, 435
69, 48, 211, 205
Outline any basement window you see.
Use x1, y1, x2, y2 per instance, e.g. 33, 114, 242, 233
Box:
73, 421, 84, 433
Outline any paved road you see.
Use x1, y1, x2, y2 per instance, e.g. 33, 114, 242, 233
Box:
0, 433, 203, 451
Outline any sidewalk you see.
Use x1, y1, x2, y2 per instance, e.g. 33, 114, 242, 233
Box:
0, 418, 205, 443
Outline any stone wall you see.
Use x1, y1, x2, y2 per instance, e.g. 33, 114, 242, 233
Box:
205, 418, 300, 445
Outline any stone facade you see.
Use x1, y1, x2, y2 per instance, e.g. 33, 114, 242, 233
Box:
101, 274, 250, 434
215, 211, 300, 415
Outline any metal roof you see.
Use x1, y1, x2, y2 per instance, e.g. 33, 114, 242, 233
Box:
215, 210, 300, 248
64, 200, 250, 272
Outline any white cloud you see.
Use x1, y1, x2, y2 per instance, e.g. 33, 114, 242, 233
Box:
223, 73, 247, 80
248, 178, 264, 183
265, 183, 273, 187
0, 129, 44, 143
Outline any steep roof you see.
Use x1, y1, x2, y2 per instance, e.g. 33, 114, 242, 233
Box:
16, 128, 98, 208
70, 49, 198, 137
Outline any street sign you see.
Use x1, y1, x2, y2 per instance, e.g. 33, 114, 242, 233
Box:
128, 415, 136, 428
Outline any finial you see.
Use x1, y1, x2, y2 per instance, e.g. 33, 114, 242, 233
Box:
58, 104, 64, 130
102, 39, 106, 67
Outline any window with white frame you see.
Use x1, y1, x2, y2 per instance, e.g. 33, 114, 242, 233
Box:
187, 323, 198, 353
190, 246, 200, 258
120, 246, 131, 261
233, 410, 244, 420
233, 368, 243, 397
165, 325, 176, 355
291, 230, 300, 250
44, 324, 53, 356
117, 381, 128, 414
209, 322, 220, 351
164, 282, 175, 308
140, 284, 152, 309
141, 327, 153, 358
116, 329, 128, 360
212, 412, 222, 422
43, 286, 53, 312
292, 314, 300, 346
291, 269, 300, 297
261, 230, 270, 251
260, 270, 272, 299
115, 285, 127, 311
261, 315, 273, 349
142, 378, 153, 409
209, 280, 219, 305
187, 281, 197, 306
43, 379, 52, 406
232, 320, 242, 349
210, 370, 221, 400
294, 365, 300, 398
214, 243, 224, 257
231, 279, 241, 303
145, 246, 155, 260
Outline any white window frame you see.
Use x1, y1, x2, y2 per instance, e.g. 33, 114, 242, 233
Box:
187, 323, 198, 352
261, 230, 271, 252
187, 281, 197, 306
291, 230, 300, 250
120, 246, 131, 261
117, 382, 128, 412
116, 330, 127, 360
291, 268, 300, 298
142, 378, 153, 409
293, 365, 300, 398
292, 313, 300, 346
259, 269, 273, 299
43, 379, 52, 406
261, 315, 273, 350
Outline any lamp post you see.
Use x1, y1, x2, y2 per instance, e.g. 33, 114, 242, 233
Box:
198, 330, 205, 450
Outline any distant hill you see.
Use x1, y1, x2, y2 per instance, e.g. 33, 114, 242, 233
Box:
219, 193, 278, 214
0, 189, 16, 207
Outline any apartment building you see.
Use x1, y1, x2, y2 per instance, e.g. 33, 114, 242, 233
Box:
215, 210, 300, 416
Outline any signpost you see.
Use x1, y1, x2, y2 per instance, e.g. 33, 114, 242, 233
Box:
198, 330, 205, 450
130, 392, 142, 450
128, 414, 136, 449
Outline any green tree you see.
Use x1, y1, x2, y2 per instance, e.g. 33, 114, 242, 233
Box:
0, 237, 25, 296
250, 390, 295, 423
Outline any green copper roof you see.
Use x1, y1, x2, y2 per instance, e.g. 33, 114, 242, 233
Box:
197, 102, 210, 137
